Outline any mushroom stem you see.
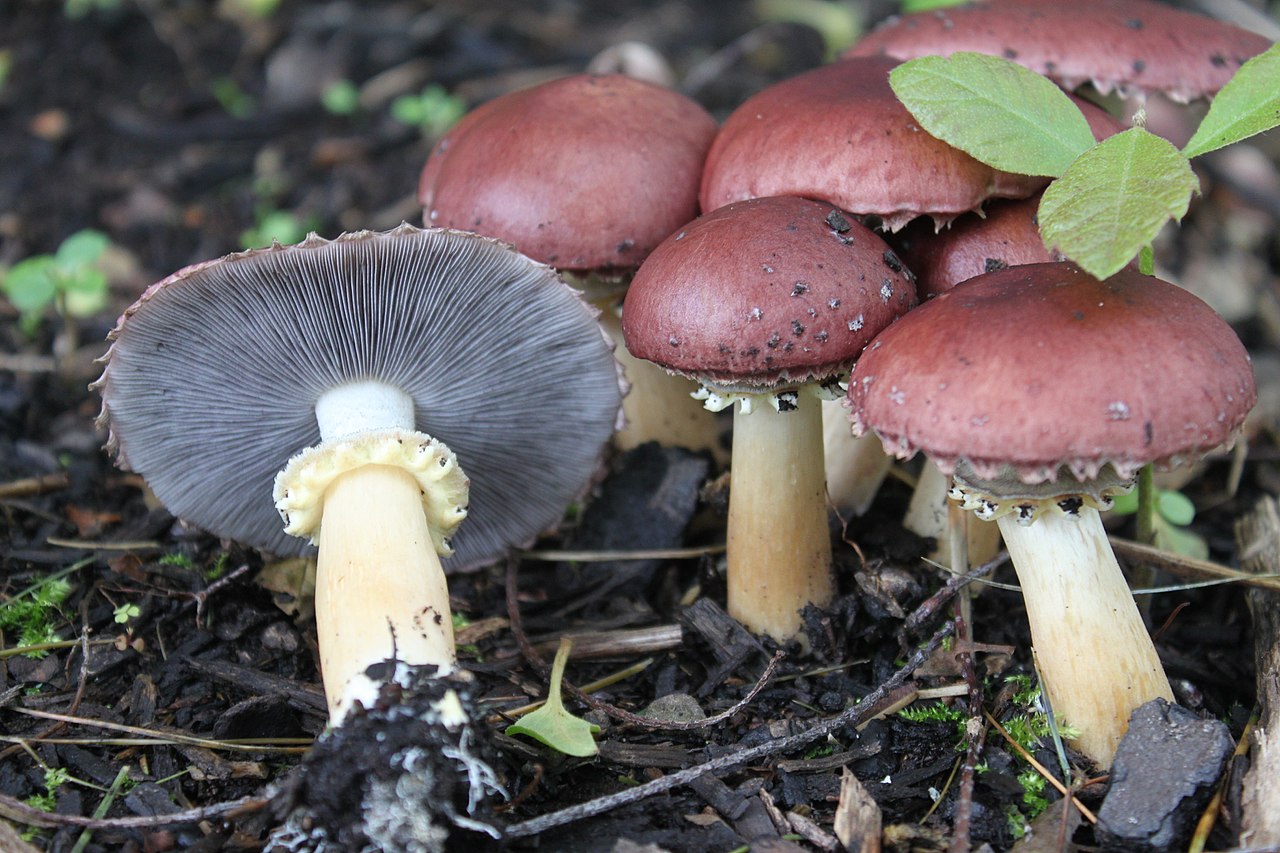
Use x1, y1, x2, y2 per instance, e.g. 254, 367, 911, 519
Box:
315, 463, 456, 723
906, 461, 1002, 569
996, 506, 1172, 767
727, 392, 833, 641
822, 398, 893, 516
596, 304, 727, 462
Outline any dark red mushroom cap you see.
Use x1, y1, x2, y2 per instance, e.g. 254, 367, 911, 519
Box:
849, 262, 1256, 484
846, 0, 1273, 103
622, 196, 917, 395
418, 73, 718, 272
894, 195, 1060, 300
699, 56, 1046, 232
95, 226, 624, 571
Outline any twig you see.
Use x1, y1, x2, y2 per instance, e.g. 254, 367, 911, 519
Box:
949, 615, 988, 853
902, 550, 1007, 638
0, 789, 266, 830
503, 618, 954, 839
505, 556, 785, 731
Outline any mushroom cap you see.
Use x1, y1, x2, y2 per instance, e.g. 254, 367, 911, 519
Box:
894, 194, 1060, 300
622, 195, 917, 394
848, 262, 1256, 484
418, 73, 718, 273
698, 56, 1046, 232
95, 225, 624, 571
845, 0, 1273, 103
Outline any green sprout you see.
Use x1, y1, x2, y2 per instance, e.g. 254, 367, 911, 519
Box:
0, 575, 73, 658
321, 80, 360, 116
211, 76, 256, 119
24, 767, 71, 813
2, 229, 111, 338
391, 84, 466, 138
113, 602, 140, 624
1110, 486, 1208, 560
241, 209, 315, 249
889, 42, 1280, 280
63, 0, 121, 19
506, 637, 600, 757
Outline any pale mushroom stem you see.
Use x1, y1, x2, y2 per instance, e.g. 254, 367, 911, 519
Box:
906, 460, 1002, 569
727, 392, 833, 641
822, 397, 893, 517
596, 305, 726, 462
996, 506, 1173, 767
316, 463, 456, 723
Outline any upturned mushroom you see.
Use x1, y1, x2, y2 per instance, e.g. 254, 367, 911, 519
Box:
418, 72, 724, 459
95, 225, 622, 722
848, 261, 1255, 765
623, 196, 915, 641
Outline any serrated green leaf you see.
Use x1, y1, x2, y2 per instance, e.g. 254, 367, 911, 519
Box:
54, 229, 108, 268
1155, 489, 1196, 527
1039, 128, 1198, 280
2, 257, 58, 313
889, 52, 1096, 177
506, 638, 599, 757
1182, 42, 1280, 159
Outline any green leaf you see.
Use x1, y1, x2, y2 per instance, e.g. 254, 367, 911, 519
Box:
1182, 42, 1280, 159
55, 229, 108, 268
901, 0, 968, 11
506, 638, 600, 757
2, 257, 58, 313
1039, 128, 1198, 280
1156, 490, 1196, 527
889, 52, 1096, 178
1153, 516, 1209, 561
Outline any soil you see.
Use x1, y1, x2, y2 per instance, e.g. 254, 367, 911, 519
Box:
2, 2, 1279, 852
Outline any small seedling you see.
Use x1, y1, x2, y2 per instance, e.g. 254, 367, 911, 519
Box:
506, 637, 600, 757
391, 84, 466, 138
889, 42, 1280, 279
212, 76, 255, 119
0, 574, 72, 658
321, 80, 360, 116
241, 209, 314, 249
63, 0, 120, 18
1111, 486, 1208, 559
2, 229, 111, 338
113, 602, 140, 624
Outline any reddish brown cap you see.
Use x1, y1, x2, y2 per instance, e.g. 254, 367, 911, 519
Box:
894, 194, 1059, 299
699, 56, 1046, 232
846, 0, 1273, 103
849, 262, 1256, 483
622, 195, 917, 394
418, 73, 718, 272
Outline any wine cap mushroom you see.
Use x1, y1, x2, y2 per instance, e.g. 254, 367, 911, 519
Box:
418, 72, 717, 273
624, 195, 916, 641
845, 0, 1273, 103
95, 225, 623, 572
699, 56, 1045, 232
418, 72, 724, 459
848, 261, 1255, 764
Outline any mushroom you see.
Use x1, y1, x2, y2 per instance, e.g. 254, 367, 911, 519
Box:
846, 0, 1273, 104
418, 72, 725, 460
623, 196, 915, 641
848, 261, 1256, 765
95, 225, 623, 722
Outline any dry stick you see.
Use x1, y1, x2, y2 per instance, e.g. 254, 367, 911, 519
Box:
503, 618, 955, 839
0, 789, 267, 831
902, 550, 1007, 639
504, 556, 784, 731
948, 615, 988, 853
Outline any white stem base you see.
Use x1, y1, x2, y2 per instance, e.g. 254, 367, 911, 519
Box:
727, 394, 833, 641
316, 463, 456, 723
905, 460, 1002, 570
998, 507, 1173, 767
822, 398, 892, 516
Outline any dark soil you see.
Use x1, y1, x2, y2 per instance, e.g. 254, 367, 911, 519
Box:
2, 2, 1279, 852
